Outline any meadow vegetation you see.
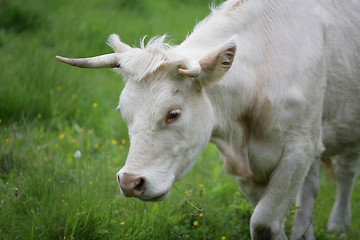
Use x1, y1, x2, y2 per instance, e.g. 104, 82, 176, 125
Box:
0, 0, 359, 239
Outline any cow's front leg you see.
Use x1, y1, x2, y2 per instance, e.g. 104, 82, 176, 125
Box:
291, 158, 321, 240
327, 151, 360, 233
236, 179, 287, 239
247, 142, 314, 240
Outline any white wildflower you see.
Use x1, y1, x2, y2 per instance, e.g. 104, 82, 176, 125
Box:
74, 150, 82, 158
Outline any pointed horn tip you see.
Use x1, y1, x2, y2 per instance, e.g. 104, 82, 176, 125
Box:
55, 55, 87, 68
56, 56, 69, 64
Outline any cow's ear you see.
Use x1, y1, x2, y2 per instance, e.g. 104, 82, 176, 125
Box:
198, 41, 236, 86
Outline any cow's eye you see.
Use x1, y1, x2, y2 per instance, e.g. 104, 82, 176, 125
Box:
166, 108, 182, 125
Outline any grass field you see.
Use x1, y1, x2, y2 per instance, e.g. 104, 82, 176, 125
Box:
1, 0, 359, 239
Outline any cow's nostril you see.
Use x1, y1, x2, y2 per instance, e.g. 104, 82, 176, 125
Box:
134, 178, 145, 192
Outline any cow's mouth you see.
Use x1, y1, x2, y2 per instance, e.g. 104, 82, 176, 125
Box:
142, 189, 170, 202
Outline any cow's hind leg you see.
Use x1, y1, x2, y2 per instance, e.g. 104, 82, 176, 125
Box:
291, 158, 321, 240
327, 152, 360, 233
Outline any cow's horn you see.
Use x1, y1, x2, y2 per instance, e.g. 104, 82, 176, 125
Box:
56, 53, 121, 68
178, 59, 201, 78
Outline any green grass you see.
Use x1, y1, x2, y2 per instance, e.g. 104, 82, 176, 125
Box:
0, 0, 359, 239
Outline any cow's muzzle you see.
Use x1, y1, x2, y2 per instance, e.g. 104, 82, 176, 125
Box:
117, 172, 146, 198
116, 170, 173, 201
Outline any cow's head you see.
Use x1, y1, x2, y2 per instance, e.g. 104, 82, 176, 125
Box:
57, 34, 236, 201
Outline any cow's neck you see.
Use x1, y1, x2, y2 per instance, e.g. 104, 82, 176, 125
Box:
175, 1, 272, 178
176, 0, 270, 59
206, 74, 257, 179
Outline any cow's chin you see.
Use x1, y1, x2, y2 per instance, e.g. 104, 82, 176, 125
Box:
141, 189, 171, 202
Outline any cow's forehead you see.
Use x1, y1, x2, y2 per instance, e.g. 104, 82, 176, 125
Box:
111, 35, 183, 82
119, 75, 184, 115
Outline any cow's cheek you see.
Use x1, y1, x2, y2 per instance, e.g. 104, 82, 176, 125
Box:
172, 127, 212, 181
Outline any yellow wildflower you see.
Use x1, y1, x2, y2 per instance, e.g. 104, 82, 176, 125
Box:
291, 209, 296, 214
89, 181, 93, 185
199, 213, 204, 217
94, 143, 99, 149
184, 190, 189, 195
119, 145, 124, 150
0, 119, 2, 124
59, 133, 65, 140
87, 130, 92, 135
193, 221, 199, 226
121, 138, 126, 144
70, 139, 76, 143
6, 138, 10, 143
221, 237, 226, 240
56, 86, 61, 91
199, 184, 204, 188
112, 139, 117, 145
93, 102, 98, 108
47, 178, 51, 183
37, 113, 42, 119
55, 143, 59, 148
121, 221, 125, 226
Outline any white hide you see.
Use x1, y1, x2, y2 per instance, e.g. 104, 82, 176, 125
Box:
57, 0, 360, 239
114, 1, 360, 239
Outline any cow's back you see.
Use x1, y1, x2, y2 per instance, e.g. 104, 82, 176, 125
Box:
321, 0, 360, 156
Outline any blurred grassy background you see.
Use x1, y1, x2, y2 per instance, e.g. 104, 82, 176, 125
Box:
0, 0, 359, 239
0, 0, 217, 127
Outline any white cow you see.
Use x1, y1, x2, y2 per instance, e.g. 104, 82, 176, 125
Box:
56, 0, 360, 239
